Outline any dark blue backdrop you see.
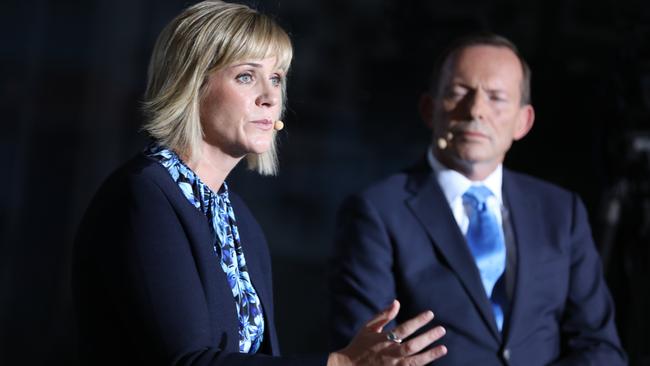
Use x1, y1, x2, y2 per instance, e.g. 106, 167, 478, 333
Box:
1, 0, 649, 364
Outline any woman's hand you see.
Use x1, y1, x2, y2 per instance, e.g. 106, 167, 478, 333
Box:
328, 300, 447, 366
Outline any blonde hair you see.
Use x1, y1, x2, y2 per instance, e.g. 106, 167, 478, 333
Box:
143, 0, 292, 175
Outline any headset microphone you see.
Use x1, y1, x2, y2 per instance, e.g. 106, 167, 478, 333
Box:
437, 132, 453, 149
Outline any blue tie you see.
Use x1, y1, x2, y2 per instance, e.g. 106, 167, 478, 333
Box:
463, 185, 506, 331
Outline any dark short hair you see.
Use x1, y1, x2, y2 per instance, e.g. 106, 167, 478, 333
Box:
431, 32, 532, 105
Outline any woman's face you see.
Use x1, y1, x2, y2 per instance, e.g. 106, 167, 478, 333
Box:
199, 56, 284, 158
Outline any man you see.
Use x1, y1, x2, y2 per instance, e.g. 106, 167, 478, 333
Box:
330, 33, 626, 365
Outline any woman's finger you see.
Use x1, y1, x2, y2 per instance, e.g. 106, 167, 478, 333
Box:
401, 345, 448, 366
389, 310, 434, 340
365, 299, 400, 333
396, 326, 446, 357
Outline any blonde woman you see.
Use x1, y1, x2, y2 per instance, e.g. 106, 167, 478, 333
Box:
73, 1, 447, 365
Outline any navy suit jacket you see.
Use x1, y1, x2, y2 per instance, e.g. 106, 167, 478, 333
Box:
73, 154, 326, 366
331, 161, 626, 365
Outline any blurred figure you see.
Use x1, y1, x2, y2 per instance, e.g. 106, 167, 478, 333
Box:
331, 33, 626, 365
72, 1, 447, 365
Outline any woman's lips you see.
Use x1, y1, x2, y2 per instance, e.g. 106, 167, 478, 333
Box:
251, 119, 273, 131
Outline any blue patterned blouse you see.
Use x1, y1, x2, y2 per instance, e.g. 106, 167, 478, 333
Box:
145, 144, 265, 354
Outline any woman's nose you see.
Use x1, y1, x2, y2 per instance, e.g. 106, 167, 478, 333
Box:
256, 81, 280, 107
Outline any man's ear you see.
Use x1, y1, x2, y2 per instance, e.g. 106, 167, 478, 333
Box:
514, 104, 535, 140
418, 93, 435, 129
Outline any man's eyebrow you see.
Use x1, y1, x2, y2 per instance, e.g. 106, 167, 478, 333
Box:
485, 87, 508, 94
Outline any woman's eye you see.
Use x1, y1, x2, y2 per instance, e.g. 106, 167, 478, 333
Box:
270, 75, 283, 87
236, 73, 253, 84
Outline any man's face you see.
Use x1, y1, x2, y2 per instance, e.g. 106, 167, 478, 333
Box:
432, 45, 534, 177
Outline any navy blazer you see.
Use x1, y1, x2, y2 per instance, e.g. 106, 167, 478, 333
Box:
331, 161, 626, 365
73, 154, 326, 366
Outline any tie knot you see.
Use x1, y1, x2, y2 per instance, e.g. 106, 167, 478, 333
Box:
463, 185, 493, 209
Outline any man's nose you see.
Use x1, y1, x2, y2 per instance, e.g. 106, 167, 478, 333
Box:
465, 90, 487, 121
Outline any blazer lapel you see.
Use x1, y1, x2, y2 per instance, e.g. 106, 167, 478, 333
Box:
405, 163, 502, 340
152, 161, 241, 347
237, 226, 273, 324
501, 170, 540, 346
231, 204, 280, 355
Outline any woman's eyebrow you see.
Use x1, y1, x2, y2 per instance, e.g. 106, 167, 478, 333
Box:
231, 62, 263, 68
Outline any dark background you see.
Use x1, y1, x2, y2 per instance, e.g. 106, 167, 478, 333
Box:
1, 0, 649, 364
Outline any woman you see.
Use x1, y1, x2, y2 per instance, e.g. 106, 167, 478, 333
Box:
73, 1, 447, 365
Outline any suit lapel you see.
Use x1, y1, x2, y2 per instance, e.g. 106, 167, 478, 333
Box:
501, 170, 540, 346
405, 163, 502, 340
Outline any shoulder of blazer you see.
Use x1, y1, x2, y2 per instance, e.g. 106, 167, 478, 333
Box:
356, 157, 433, 200
99, 153, 203, 210
88, 153, 176, 200
502, 168, 575, 203
78, 153, 210, 244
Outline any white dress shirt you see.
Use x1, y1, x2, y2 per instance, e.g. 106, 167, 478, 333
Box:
426, 146, 504, 236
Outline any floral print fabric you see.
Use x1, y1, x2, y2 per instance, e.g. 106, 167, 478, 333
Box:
145, 144, 265, 354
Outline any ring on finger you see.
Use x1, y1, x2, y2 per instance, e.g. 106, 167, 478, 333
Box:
386, 331, 402, 344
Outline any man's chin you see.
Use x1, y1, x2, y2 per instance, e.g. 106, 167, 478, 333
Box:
452, 144, 493, 161
442, 147, 483, 163
442, 149, 495, 170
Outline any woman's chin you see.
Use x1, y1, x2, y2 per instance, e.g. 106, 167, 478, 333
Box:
247, 139, 272, 155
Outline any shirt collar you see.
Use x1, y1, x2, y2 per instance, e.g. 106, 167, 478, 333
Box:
145, 143, 230, 214
426, 145, 503, 205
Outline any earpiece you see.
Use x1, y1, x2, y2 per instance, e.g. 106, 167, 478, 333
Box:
437, 137, 448, 150
437, 132, 454, 149
274, 120, 284, 131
